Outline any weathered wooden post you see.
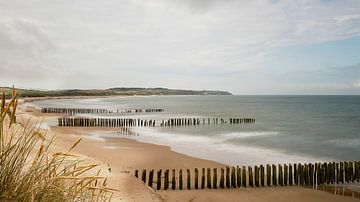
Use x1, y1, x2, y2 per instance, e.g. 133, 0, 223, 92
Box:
220, 168, 225, 188
249, 166, 254, 187
355, 161, 360, 182
195, 168, 199, 189
226, 167, 230, 188
207, 168, 212, 189
213, 168, 218, 189
172, 169, 176, 190
187, 169, 191, 189
141, 169, 147, 184
260, 165, 265, 187
330, 162, 335, 184
157, 169, 162, 190
135, 170, 139, 178
164, 169, 169, 190
201, 168, 205, 189
284, 164, 288, 186
294, 163, 298, 185
335, 162, 339, 184
299, 163, 304, 186
279, 164, 283, 186
299, 164, 304, 185
272, 165, 277, 186
179, 169, 183, 190
254, 166, 259, 187
339, 162, 344, 183
289, 164, 293, 185
149, 170, 154, 188
231, 167, 236, 188
242, 166, 247, 187
237, 166, 241, 188
266, 164, 271, 186
304, 164, 309, 185
309, 164, 314, 186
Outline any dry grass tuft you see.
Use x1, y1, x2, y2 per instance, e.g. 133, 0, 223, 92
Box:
0, 87, 114, 201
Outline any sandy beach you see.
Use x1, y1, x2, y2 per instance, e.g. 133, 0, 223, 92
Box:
17, 99, 359, 202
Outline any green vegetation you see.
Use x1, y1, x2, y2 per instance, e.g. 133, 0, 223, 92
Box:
2, 87, 232, 98
0, 88, 114, 201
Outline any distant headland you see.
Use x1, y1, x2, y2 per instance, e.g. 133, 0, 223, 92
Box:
2, 87, 232, 98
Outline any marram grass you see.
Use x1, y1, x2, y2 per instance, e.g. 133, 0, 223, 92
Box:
0, 87, 115, 201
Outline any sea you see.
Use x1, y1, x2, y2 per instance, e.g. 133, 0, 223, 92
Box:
33, 95, 360, 166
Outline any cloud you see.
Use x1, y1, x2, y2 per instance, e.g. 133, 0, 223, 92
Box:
0, 0, 360, 93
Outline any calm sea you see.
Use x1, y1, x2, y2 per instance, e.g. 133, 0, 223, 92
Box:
33, 95, 360, 165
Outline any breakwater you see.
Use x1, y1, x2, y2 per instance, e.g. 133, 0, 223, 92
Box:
135, 161, 360, 190
57, 117, 255, 127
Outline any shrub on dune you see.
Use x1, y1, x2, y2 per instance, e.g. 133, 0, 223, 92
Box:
0, 87, 114, 201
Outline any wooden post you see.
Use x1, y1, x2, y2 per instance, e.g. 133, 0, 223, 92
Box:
201, 168, 205, 189
148, 170, 154, 188
220, 168, 225, 188
157, 169, 162, 190
284, 164, 288, 186
226, 167, 230, 188
310, 164, 314, 186
213, 168, 218, 189
266, 164, 271, 186
336, 162, 340, 184
279, 164, 283, 186
207, 168, 212, 189
272, 165, 277, 186
254, 166, 259, 187
339, 162, 344, 183
141, 169, 146, 184
164, 169, 169, 190
299, 164, 304, 185
231, 167, 236, 188
289, 164, 293, 186
248, 166, 254, 187
242, 166, 247, 187
195, 168, 199, 189
294, 163, 298, 185
237, 166, 241, 188
179, 169, 183, 190
135, 170, 139, 178
172, 169, 176, 190
304, 164, 309, 185
260, 165, 265, 187
355, 161, 360, 182
187, 169, 191, 189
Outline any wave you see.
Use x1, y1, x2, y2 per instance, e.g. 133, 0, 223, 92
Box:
130, 127, 324, 166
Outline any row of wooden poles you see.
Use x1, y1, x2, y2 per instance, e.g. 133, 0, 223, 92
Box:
160, 118, 255, 126
111, 128, 139, 136
57, 117, 256, 127
134, 161, 360, 190
58, 117, 156, 127
41, 107, 164, 114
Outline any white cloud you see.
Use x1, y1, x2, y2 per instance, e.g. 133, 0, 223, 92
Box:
0, 0, 360, 92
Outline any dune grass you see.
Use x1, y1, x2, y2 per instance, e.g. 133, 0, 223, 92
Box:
0, 87, 115, 201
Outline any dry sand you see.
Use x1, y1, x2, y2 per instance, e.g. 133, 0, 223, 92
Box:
17, 100, 360, 202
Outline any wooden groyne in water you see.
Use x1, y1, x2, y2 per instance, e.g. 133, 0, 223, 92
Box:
58, 117, 156, 127
160, 118, 255, 126
57, 117, 255, 127
41, 107, 164, 114
134, 161, 360, 190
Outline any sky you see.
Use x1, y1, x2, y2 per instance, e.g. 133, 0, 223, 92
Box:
0, 0, 360, 95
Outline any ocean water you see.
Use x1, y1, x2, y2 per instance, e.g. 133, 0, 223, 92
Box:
33, 95, 360, 165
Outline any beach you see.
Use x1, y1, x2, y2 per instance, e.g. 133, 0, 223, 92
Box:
17, 97, 360, 202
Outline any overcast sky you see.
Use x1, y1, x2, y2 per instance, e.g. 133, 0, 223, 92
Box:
1, 0, 360, 94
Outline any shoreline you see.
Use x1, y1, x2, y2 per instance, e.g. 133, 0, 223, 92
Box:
18, 99, 360, 201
